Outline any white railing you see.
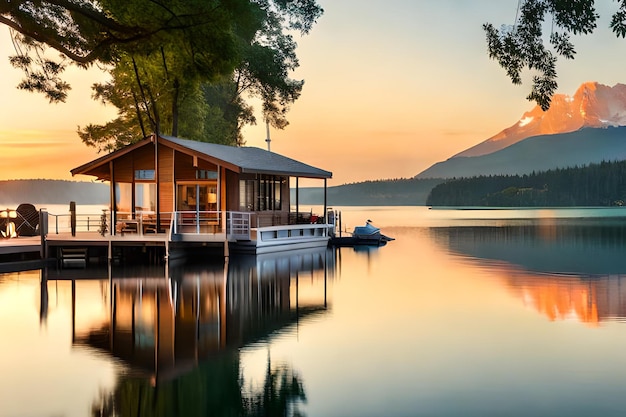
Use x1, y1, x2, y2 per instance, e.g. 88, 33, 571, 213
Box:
227, 211, 251, 240
172, 210, 221, 235
113, 211, 161, 235
48, 210, 108, 234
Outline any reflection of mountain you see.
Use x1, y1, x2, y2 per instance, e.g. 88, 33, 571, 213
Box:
508, 274, 626, 325
430, 222, 626, 324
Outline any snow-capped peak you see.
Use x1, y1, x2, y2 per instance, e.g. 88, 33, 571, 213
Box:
454, 82, 626, 158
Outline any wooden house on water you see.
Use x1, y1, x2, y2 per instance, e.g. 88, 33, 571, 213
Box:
69, 134, 333, 258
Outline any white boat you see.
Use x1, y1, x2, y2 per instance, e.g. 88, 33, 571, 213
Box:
330, 219, 394, 247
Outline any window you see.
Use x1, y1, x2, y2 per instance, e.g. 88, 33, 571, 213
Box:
177, 182, 217, 212
196, 170, 217, 180
239, 175, 283, 211
135, 169, 155, 180
135, 183, 156, 212
115, 182, 132, 213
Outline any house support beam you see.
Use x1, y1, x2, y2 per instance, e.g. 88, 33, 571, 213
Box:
323, 178, 328, 223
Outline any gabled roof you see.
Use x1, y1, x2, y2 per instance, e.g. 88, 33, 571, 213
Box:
70, 136, 154, 179
71, 135, 332, 179
160, 136, 332, 178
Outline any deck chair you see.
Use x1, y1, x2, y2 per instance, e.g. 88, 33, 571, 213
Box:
15, 203, 39, 236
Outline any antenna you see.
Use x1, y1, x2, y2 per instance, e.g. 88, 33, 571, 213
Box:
265, 120, 271, 152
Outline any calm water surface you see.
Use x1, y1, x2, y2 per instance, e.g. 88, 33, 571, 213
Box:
3, 206, 626, 416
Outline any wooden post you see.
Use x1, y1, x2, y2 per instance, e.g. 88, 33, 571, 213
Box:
70, 201, 76, 236
323, 178, 328, 223
295, 177, 299, 223
154, 135, 161, 232
39, 209, 47, 259
110, 160, 116, 236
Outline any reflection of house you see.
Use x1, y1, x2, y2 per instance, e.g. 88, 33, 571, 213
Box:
70, 135, 332, 254
72, 248, 332, 382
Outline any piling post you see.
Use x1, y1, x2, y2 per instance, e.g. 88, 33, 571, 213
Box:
70, 201, 76, 237
39, 209, 48, 259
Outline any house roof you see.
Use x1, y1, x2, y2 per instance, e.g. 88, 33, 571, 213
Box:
71, 135, 332, 179
161, 136, 332, 179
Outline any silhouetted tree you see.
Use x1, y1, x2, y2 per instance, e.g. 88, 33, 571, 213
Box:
484, 0, 626, 110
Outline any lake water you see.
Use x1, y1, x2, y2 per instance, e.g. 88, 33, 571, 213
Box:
3, 206, 626, 416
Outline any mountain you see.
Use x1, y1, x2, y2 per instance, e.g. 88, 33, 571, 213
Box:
418, 126, 626, 179
417, 82, 626, 179
455, 82, 626, 158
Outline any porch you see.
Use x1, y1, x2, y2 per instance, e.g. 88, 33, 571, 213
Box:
44, 208, 333, 257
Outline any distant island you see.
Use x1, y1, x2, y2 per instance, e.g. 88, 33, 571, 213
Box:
0, 179, 109, 206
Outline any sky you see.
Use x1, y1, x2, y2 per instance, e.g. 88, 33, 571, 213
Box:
1, 1, 626, 186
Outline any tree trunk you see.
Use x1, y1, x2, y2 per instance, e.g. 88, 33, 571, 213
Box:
172, 78, 180, 137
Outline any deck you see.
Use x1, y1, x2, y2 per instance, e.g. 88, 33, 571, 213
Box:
0, 236, 42, 256
0, 209, 335, 269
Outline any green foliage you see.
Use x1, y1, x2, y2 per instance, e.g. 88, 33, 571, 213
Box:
482, 0, 626, 110
59, 0, 323, 150
3, 1, 323, 147
98, 210, 108, 236
89, 352, 307, 417
426, 160, 626, 207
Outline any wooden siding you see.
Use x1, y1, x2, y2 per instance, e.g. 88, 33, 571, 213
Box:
225, 170, 239, 211
158, 145, 174, 215
134, 143, 156, 170
174, 151, 218, 181
174, 152, 195, 180
114, 152, 135, 182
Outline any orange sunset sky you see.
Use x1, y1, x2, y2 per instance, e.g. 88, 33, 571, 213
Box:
2, 1, 626, 185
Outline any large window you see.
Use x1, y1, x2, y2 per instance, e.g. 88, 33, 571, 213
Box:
177, 182, 218, 212
239, 175, 284, 211
115, 182, 132, 213
115, 170, 156, 214
134, 170, 156, 212
135, 183, 156, 212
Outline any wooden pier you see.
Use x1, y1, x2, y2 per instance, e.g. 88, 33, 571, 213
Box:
0, 236, 42, 256
46, 231, 173, 267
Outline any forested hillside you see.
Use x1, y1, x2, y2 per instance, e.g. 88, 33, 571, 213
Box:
0, 180, 108, 205
427, 160, 626, 207
293, 178, 444, 206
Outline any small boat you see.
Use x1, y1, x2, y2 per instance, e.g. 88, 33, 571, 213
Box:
353, 219, 394, 243
330, 219, 394, 247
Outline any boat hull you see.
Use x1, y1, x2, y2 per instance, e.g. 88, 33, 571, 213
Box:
229, 223, 331, 254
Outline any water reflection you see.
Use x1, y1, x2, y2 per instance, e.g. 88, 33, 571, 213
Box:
430, 220, 626, 324
38, 248, 335, 416
430, 219, 626, 275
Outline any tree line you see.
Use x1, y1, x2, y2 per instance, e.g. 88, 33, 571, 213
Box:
426, 160, 626, 207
